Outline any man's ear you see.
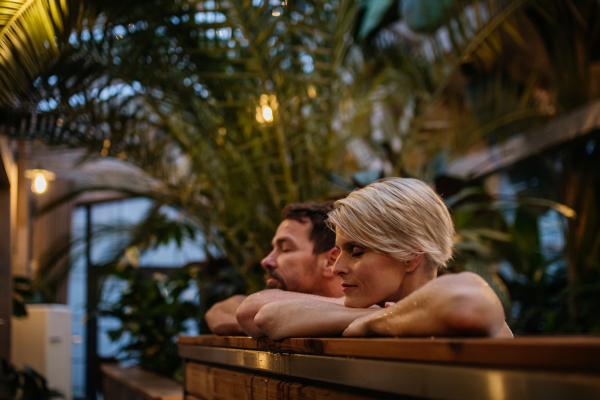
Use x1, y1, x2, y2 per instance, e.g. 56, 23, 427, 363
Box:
322, 247, 340, 278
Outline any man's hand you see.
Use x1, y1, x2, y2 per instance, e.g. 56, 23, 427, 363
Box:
344, 272, 513, 338
205, 295, 247, 336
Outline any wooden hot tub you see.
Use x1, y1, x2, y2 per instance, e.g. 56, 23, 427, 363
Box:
178, 335, 600, 400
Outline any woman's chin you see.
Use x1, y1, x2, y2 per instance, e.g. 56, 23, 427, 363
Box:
344, 296, 373, 309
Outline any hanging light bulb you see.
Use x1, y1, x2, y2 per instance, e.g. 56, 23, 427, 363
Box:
25, 169, 56, 195
262, 105, 273, 122
33, 174, 47, 194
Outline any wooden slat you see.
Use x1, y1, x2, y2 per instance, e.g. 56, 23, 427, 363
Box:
178, 335, 600, 370
101, 364, 182, 400
186, 362, 252, 400
185, 362, 376, 400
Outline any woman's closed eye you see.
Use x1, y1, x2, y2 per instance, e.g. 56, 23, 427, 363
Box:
351, 246, 365, 257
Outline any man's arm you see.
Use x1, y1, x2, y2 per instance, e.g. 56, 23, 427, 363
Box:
205, 295, 247, 336
236, 289, 344, 338
254, 299, 377, 340
343, 272, 513, 338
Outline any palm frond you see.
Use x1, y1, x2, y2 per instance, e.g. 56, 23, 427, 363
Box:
0, 0, 70, 106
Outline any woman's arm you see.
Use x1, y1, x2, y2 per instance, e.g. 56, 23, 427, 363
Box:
254, 299, 377, 340
236, 289, 345, 338
344, 272, 512, 338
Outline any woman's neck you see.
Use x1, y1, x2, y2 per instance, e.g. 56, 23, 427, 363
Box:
396, 260, 437, 301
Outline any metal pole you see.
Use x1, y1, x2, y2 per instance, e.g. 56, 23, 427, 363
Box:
85, 204, 97, 400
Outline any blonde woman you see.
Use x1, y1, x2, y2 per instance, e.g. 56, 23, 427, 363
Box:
241, 178, 513, 339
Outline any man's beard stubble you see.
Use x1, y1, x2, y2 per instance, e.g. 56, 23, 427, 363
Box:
265, 267, 287, 290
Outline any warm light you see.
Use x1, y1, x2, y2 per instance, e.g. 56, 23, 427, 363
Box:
307, 85, 317, 99
256, 94, 277, 124
33, 174, 47, 194
262, 106, 273, 122
25, 169, 55, 195
272, 9, 281, 16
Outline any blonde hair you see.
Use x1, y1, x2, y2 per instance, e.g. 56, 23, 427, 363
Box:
328, 177, 454, 269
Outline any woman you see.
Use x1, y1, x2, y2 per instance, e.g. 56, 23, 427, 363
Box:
253, 178, 513, 339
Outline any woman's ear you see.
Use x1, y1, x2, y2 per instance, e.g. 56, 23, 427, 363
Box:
405, 253, 424, 272
323, 247, 340, 278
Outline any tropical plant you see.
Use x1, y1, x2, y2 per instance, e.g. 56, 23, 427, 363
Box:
12, 276, 33, 317
1, 359, 64, 400
101, 265, 200, 379
3, 0, 366, 293
435, 174, 581, 333
0, 0, 71, 106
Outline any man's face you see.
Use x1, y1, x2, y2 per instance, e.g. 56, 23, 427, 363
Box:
261, 219, 322, 294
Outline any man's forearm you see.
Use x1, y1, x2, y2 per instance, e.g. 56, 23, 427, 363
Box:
236, 290, 345, 338
205, 295, 247, 336
255, 299, 376, 340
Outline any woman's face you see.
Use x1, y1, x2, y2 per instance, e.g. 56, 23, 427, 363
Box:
333, 228, 406, 308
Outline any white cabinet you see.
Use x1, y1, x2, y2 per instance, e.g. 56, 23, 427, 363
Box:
11, 304, 72, 400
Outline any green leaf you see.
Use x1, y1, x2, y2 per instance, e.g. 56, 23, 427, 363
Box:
357, 0, 396, 40
0, 0, 69, 105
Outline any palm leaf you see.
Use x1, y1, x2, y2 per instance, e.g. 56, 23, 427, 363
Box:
0, 0, 70, 105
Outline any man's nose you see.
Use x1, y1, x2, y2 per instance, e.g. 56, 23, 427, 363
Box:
261, 250, 277, 269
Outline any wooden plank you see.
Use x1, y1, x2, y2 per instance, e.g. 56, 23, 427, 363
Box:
101, 364, 182, 400
185, 362, 380, 400
178, 335, 600, 371
186, 362, 252, 400
251, 375, 377, 400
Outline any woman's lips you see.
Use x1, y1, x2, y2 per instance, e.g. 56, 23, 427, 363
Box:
341, 283, 357, 291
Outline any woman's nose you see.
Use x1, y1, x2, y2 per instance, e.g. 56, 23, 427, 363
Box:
333, 256, 348, 276
261, 250, 277, 269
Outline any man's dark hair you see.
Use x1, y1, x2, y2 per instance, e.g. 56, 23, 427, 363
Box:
281, 202, 335, 254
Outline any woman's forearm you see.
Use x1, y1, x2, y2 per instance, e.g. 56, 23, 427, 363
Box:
344, 272, 510, 338
254, 299, 376, 340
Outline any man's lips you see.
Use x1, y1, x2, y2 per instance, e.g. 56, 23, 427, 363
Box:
341, 283, 358, 291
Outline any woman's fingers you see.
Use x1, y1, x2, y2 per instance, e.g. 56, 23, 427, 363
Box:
343, 315, 371, 337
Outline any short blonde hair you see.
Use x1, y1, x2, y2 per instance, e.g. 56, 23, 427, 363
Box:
328, 177, 454, 269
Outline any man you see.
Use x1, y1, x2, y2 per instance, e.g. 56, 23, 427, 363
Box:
205, 202, 343, 336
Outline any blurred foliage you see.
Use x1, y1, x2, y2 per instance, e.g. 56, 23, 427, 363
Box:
1, 360, 64, 400
0, 0, 71, 106
100, 266, 200, 379
12, 276, 34, 317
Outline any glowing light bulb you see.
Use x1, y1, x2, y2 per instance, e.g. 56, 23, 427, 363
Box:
262, 106, 273, 122
33, 174, 47, 194
25, 169, 55, 195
